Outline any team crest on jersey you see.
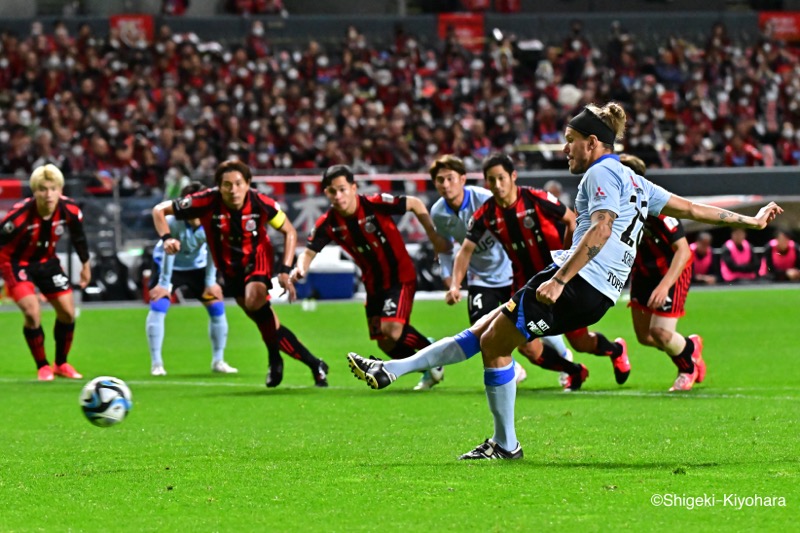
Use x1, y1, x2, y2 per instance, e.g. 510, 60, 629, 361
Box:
18, 269, 27, 281
364, 221, 376, 233
178, 196, 192, 209
2, 221, 13, 234
523, 216, 534, 229
245, 219, 257, 232
382, 298, 397, 315
54, 224, 65, 236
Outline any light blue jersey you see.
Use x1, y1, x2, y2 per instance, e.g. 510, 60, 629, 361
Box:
153, 215, 216, 288
551, 154, 670, 302
431, 185, 513, 288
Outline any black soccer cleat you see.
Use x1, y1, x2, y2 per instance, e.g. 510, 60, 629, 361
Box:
266, 360, 284, 388
346, 352, 396, 390
314, 360, 329, 388
459, 439, 524, 460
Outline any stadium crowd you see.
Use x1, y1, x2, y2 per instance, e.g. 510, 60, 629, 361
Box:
1, 16, 800, 196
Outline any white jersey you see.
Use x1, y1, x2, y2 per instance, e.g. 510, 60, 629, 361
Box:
551, 155, 671, 302
153, 215, 216, 287
431, 185, 513, 288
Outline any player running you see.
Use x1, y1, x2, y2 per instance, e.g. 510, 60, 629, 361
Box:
146, 182, 237, 376
153, 160, 328, 388
292, 165, 450, 388
619, 154, 706, 392
1, 164, 90, 380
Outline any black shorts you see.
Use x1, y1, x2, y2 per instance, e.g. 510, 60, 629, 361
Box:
628, 266, 692, 318
467, 285, 512, 325
365, 280, 416, 340
1, 257, 71, 301
501, 265, 614, 341
149, 263, 210, 301
221, 273, 273, 299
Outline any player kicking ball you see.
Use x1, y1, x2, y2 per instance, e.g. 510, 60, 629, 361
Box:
146, 182, 237, 376
348, 102, 781, 460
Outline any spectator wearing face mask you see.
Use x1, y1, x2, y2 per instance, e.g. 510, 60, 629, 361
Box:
723, 133, 764, 167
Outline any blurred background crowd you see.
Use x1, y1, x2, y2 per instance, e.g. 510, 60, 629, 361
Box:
2, 9, 800, 197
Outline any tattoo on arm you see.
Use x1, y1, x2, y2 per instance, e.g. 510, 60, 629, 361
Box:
586, 244, 601, 259
715, 210, 746, 226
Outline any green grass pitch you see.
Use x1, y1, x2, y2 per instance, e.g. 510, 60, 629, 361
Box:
0, 288, 797, 531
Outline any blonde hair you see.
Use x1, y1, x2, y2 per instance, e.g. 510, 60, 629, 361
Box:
585, 102, 627, 141
30, 164, 65, 190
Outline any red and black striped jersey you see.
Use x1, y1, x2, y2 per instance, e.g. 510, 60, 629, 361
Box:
633, 215, 690, 278
466, 186, 566, 290
172, 188, 284, 279
307, 193, 415, 293
0, 196, 89, 266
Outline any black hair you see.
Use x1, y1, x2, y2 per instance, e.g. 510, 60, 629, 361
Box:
321, 164, 354, 189
214, 159, 252, 186
481, 153, 515, 177
180, 181, 205, 197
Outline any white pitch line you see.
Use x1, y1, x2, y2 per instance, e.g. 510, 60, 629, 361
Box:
0, 377, 796, 400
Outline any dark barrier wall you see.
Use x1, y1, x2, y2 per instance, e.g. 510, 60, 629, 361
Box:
0, 12, 760, 49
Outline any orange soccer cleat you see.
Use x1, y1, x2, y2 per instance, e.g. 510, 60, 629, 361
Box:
689, 334, 706, 384
53, 363, 83, 379
37, 365, 54, 381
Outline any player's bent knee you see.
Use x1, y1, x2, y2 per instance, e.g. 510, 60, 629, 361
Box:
379, 322, 403, 341
649, 326, 672, 347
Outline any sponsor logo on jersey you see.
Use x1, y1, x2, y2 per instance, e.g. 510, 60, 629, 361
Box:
505, 300, 516, 312
380, 193, 395, 204
594, 186, 607, 200
527, 319, 550, 335
382, 298, 397, 315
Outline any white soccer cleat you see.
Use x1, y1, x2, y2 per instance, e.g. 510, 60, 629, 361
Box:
151, 365, 167, 376
558, 349, 574, 388
413, 366, 444, 390
514, 360, 528, 384
212, 360, 239, 374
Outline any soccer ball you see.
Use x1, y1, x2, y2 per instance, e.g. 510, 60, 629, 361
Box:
78, 376, 133, 427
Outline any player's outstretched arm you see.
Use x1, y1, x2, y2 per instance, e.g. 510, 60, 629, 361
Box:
152, 201, 181, 254
661, 196, 783, 230
274, 217, 298, 303
291, 248, 318, 282
561, 208, 577, 249
406, 196, 452, 254
79, 260, 91, 289
447, 239, 476, 305
648, 237, 691, 309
